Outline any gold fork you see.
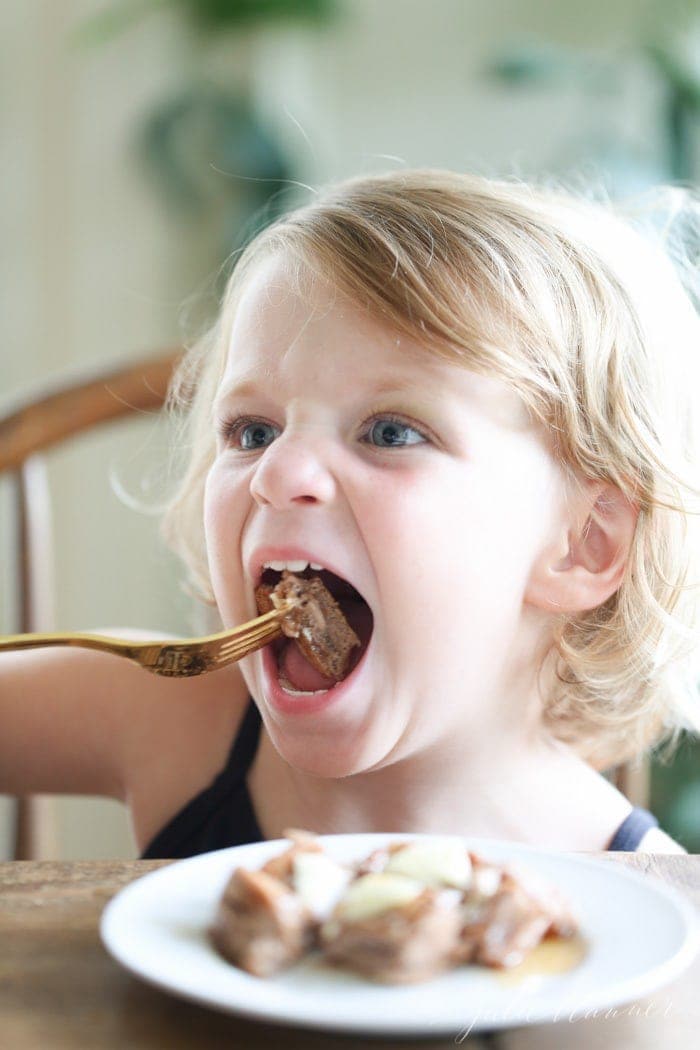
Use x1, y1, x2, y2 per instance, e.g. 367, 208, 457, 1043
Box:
0, 605, 293, 678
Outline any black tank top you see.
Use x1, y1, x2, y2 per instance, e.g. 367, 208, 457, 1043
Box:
140, 700, 660, 858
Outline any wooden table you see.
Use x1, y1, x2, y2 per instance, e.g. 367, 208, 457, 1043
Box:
1, 854, 698, 1049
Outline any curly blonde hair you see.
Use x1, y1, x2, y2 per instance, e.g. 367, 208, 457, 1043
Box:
162, 169, 700, 770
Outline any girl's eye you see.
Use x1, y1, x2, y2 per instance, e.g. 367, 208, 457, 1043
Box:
218, 414, 428, 451
363, 417, 427, 448
219, 418, 280, 450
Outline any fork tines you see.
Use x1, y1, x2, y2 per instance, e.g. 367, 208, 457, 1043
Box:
215, 617, 284, 663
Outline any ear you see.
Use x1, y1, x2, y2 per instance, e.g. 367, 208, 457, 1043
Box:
525, 482, 639, 614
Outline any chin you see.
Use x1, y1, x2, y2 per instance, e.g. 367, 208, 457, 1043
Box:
277, 739, 365, 779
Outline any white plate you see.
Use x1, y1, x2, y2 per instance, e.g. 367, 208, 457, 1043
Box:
100, 834, 700, 1037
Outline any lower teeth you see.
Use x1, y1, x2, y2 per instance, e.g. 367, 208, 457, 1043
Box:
277, 668, 331, 696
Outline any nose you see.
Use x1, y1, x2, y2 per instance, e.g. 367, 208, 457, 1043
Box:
249, 432, 337, 509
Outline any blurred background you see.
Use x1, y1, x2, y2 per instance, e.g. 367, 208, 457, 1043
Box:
1, 0, 699, 858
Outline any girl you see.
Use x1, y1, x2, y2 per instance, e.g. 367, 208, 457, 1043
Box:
2, 170, 698, 856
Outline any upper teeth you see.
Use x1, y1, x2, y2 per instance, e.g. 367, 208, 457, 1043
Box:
263, 559, 324, 573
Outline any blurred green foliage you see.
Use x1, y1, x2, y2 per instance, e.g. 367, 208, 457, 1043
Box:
79, 0, 336, 45
489, 33, 700, 180
78, 0, 338, 260
137, 80, 295, 245
174, 0, 337, 31
651, 737, 700, 851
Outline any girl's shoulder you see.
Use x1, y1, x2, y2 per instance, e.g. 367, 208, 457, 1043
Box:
114, 633, 251, 851
635, 826, 688, 854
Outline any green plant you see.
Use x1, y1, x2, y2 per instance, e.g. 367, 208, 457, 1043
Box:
79, 0, 336, 45
78, 0, 338, 255
489, 32, 700, 180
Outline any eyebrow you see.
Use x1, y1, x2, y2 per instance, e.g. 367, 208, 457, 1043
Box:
213, 375, 423, 408
214, 379, 260, 406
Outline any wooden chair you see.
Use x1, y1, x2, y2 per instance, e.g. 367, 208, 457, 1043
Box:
0, 350, 181, 859
0, 349, 649, 857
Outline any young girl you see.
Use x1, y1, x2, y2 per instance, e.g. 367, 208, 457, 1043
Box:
2, 170, 699, 856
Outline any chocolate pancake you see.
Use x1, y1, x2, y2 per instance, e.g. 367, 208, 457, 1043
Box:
255, 571, 361, 682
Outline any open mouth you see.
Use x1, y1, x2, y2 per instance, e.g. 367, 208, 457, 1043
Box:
258, 566, 375, 694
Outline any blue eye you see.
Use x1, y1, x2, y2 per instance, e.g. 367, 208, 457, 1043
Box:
218, 414, 428, 451
364, 417, 426, 448
220, 418, 279, 450
240, 422, 279, 450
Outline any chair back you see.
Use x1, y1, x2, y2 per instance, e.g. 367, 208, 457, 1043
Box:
0, 350, 181, 858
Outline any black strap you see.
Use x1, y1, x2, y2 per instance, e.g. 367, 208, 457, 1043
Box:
607, 806, 659, 851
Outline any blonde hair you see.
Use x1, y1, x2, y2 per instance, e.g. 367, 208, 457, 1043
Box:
163, 169, 700, 769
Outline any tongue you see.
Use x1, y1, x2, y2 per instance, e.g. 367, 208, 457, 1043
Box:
280, 642, 336, 692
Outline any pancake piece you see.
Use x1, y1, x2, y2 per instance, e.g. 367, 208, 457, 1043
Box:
255, 571, 361, 681
211, 832, 583, 983
320, 874, 464, 983
210, 866, 314, 977
210, 830, 352, 976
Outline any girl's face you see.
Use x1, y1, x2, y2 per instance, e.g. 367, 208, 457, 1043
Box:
204, 254, 568, 776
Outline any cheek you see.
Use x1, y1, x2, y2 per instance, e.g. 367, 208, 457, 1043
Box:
357, 466, 475, 609
359, 460, 545, 623
203, 464, 227, 552
203, 463, 248, 598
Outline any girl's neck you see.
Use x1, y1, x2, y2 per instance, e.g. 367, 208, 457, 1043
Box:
247, 717, 633, 852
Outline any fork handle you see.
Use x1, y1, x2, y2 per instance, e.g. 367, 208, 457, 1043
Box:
0, 632, 136, 658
